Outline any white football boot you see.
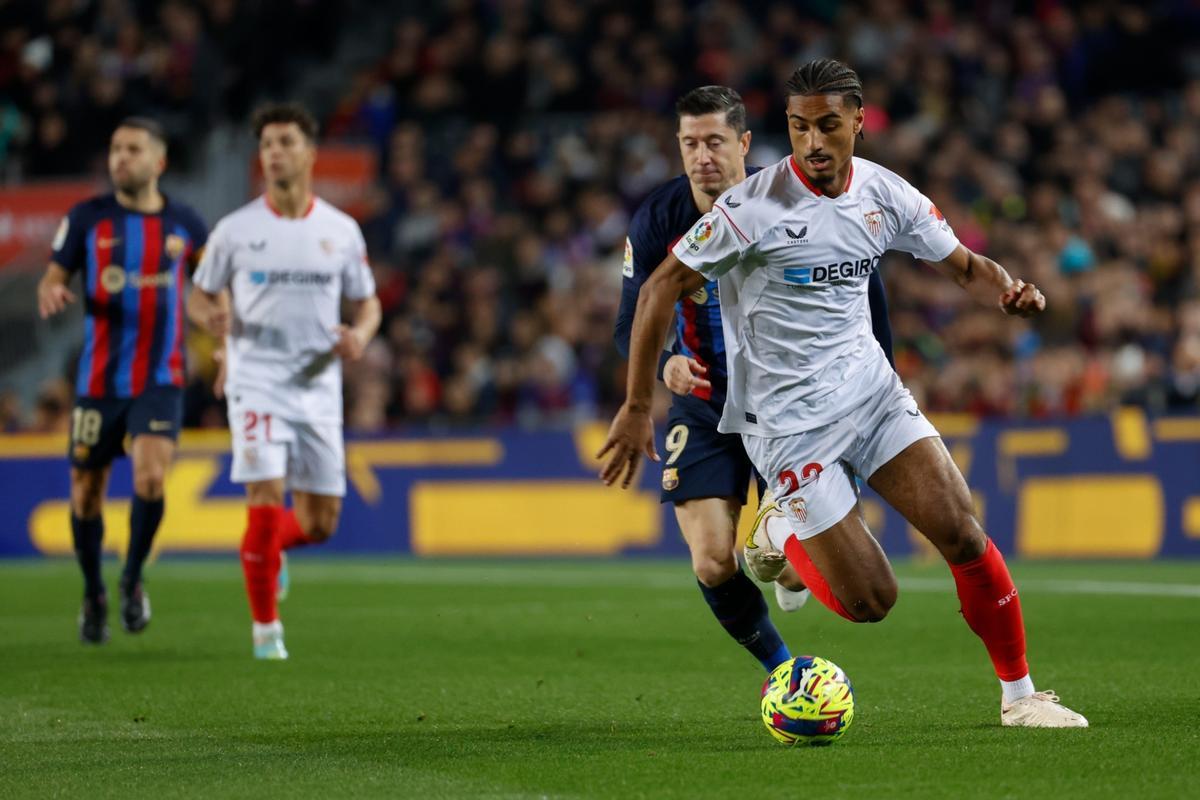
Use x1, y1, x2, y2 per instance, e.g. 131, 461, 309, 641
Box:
1001, 691, 1088, 728
774, 582, 811, 613
252, 620, 289, 660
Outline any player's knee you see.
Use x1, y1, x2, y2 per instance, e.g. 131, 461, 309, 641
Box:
847, 597, 892, 623
940, 513, 987, 565
846, 579, 897, 623
246, 482, 284, 507
70, 476, 104, 518
692, 552, 737, 587
71, 487, 103, 518
132, 467, 166, 500
304, 520, 337, 541
300, 505, 340, 541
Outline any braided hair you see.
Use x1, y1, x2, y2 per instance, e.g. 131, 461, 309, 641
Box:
784, 59, 864, 109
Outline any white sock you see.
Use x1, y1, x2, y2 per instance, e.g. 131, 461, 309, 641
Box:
252, 620, 282, 639
1001, 674, 1035, 704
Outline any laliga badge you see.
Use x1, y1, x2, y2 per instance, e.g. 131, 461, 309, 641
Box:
684, 219, 714, 253
662, 468, 679, 491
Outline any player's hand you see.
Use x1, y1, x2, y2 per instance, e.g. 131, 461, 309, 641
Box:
203, 307, 230, 337
212, 349, 227, 400
332, 324, 367, 362
1000, 279, 1045, 317
37, 281, 75, 319
596, 404, 658, 489
663, 355, 712, 396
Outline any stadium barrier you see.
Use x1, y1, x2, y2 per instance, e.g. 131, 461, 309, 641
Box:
1, 409, 1198, 559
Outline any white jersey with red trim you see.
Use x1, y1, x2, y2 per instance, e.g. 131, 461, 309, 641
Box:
671, 155, 959, 437
193, 196, 376, 424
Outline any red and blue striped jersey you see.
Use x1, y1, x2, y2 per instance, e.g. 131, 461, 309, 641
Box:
614, 172, 895, 413
52, 194, 208, 399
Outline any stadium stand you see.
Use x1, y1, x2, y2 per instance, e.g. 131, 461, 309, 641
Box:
2, 0, 1198, 429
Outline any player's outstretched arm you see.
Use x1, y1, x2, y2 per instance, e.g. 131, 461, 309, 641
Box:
186, 287, 231, 337
333, 296, 381, 362
930, 244, 1046, 318
598, 253, 706, 488
36, 263, 76, 319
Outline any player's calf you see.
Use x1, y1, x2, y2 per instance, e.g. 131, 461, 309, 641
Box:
678, 496, 791, 671
69, 467, 107, 519
292, 493, 341, 543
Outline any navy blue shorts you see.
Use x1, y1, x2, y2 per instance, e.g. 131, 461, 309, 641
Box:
68, 385, 182, 469
659, 397, 764, 505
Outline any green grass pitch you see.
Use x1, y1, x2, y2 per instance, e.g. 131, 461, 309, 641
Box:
2, 557, 1198, 799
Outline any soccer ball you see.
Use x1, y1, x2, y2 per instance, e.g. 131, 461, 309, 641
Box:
760, 655, 855, 745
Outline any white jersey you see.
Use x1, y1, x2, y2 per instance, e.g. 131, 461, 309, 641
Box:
672, 156, 959, 437
193, 196, 376, 424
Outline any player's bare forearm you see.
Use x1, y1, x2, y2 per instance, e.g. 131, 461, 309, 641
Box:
333, 296, 380, 362
626, 255, 705, 411
598, 255, 704, 487
37, 263, 75, 319
348, 296, 381, 343
932, 245, 1045, 317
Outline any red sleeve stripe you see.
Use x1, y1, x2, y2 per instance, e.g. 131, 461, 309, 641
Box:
714, 204, 750, 244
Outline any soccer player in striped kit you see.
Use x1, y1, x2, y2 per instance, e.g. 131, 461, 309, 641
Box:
37, 118, 208, 644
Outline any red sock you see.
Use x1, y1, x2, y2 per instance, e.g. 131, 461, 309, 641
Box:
948, 538, 1029, 681
278, 509, 316, 551
783, 535, 860, 623
241, 505, 283, 623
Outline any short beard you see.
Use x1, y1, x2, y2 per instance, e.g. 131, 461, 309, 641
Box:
114, 178, 149, 196
694, 177, 727, 198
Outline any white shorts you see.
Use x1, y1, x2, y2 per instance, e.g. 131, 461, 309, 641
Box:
227, 396, 346, 497
742, 372, 938, 541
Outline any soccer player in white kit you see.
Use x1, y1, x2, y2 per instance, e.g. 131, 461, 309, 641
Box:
188, 103, 380, 660
599, 60, 1087, 728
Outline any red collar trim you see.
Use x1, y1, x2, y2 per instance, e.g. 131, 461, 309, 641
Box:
789, 157, 853, 197
264, 194, 316, 218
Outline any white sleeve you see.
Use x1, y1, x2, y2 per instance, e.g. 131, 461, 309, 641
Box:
192, 220, 233, 292
889, 182, 960, 263
671, 204, 752, 279
342, 223, 376, 300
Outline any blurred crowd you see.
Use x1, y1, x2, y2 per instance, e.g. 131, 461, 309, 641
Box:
0, 0, 341, 175
320, 0, 1200, 427
8, 0, 1200, 431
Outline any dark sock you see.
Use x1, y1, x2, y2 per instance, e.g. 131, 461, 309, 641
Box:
122, 495, 164, 587
697, 569, 792, 671
71, 514, 105, 599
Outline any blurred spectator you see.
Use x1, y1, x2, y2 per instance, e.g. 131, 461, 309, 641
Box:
0, 0, 343, 173
0, 390, 22, 433
31, 379, 70, 434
